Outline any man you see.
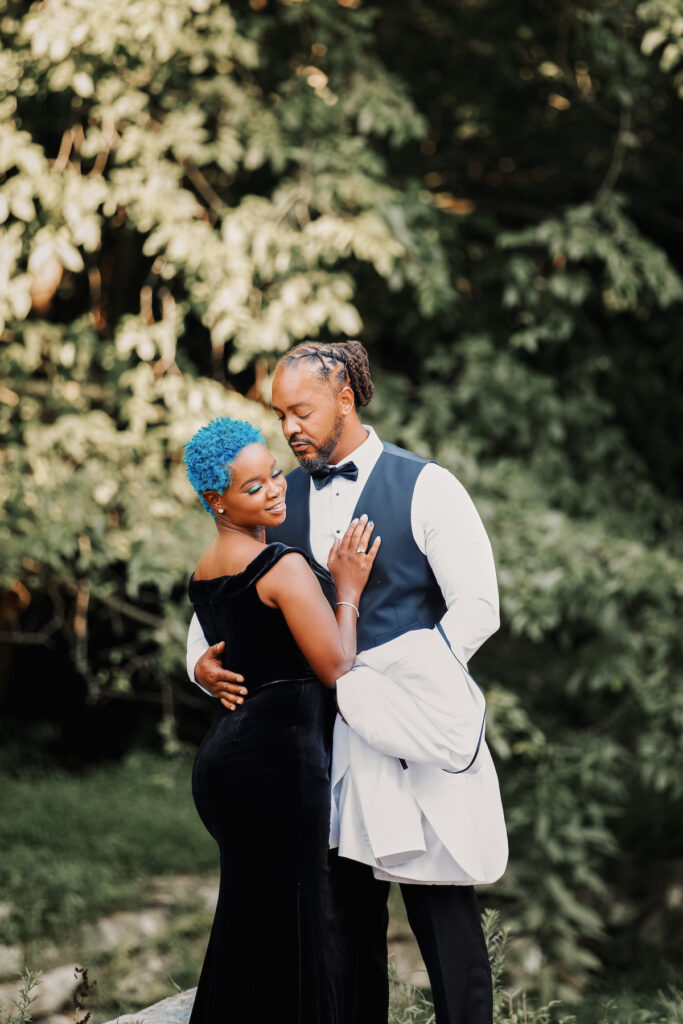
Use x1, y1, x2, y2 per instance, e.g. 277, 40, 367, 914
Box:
186, 340, 507, 1024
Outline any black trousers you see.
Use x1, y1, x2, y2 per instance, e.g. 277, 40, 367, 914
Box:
337, 855, 493, 1024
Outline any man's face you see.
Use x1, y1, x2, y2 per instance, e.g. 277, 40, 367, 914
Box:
271, 364, 345, 473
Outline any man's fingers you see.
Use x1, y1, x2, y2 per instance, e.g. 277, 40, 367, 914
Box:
216, 684, 246, 700
218, 686, 248, 710
203, 643, 243, 682
215, 679, 247, 695
212, 669, 244, 685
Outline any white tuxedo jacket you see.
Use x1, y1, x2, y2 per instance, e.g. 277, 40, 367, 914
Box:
331, 624, 508, 884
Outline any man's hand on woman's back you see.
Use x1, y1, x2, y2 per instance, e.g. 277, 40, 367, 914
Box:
194, 640, 248, 711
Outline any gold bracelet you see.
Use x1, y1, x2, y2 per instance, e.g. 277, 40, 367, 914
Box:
336, 601, 359, 618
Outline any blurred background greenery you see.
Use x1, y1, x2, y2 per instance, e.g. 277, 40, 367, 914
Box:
1, 0, 682, 1019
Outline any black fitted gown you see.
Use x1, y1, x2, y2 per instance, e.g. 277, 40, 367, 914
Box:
188, 542, 345, 1024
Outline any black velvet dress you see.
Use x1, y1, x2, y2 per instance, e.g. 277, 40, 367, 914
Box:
188, 542, 345, 1024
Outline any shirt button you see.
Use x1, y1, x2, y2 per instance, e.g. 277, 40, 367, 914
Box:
336, 529, 340, 533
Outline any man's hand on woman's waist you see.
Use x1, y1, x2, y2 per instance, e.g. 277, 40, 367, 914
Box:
194, 640, 248, 711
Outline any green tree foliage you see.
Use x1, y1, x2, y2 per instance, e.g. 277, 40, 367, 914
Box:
0, 0, 448, 715
1, 0, 682, 1002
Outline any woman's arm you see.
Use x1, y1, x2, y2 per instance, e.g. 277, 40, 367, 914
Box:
259, 554, 355, 685
257, 518, 379, 687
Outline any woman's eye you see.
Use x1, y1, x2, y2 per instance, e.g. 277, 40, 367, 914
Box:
247, 484, 262, 494
272, 469, 283, 478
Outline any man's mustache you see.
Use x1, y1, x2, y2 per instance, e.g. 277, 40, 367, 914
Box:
288, 436, 318, 450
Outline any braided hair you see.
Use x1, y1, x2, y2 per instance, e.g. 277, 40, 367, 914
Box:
278, 340, 374, 408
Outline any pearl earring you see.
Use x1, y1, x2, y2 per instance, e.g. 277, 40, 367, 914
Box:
217, 507, 224, 514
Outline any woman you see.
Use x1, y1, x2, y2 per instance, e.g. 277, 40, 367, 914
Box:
183, 416, 380, 1024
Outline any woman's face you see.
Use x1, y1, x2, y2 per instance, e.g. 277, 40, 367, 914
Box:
205, 442, 287, 527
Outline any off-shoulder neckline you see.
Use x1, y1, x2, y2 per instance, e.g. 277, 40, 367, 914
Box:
188, 542, 333, 605
190, 542, 279, 585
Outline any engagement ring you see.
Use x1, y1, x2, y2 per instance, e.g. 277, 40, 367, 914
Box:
356, 547, 366, 554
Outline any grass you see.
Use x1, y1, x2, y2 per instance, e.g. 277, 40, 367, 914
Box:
482, 910, 683, 1024
0, 751, 217, 946
0, 970, 43, 1024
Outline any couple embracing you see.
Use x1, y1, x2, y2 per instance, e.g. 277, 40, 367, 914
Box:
183, 340, 507, 1024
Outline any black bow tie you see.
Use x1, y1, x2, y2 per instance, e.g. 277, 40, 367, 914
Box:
311, 461, 359, 491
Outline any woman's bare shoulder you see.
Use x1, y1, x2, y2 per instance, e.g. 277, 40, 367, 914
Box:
256, 549, 316, 598
193, 538, 267, 580
264, 549, 312, 580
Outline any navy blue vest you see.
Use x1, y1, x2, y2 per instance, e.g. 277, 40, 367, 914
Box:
267, 442, 447, 652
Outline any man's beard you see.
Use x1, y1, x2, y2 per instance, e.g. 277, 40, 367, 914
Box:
290, 414, 344, 475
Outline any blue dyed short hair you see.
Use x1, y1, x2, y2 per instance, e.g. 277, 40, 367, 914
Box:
184, 417, 264, 514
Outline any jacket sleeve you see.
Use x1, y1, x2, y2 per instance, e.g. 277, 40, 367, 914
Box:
335, 464, 498, 769
414, 463, 500, 667
336, 626, 486, 772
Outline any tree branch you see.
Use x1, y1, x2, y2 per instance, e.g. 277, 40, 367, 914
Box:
19, 559, 165, 630
595, 106, 632, 207
183, 160, 225, 219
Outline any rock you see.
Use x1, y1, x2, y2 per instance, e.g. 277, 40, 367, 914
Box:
102, 987, 196, 1024
0, 945, 22, 981
388, 916, 429, 988
89, 909, 170, 954
522, 945, 543, 973
145, 875, 219, 913
666, 882, 683, 909
0, 964, 79, 1019
114, 952, 169, 1003
388, 941, 429, 989
31, 965, 81, 1018
39, 1015, 74, 1024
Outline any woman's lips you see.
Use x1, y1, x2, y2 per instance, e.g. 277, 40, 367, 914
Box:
267, 499, 286, 513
